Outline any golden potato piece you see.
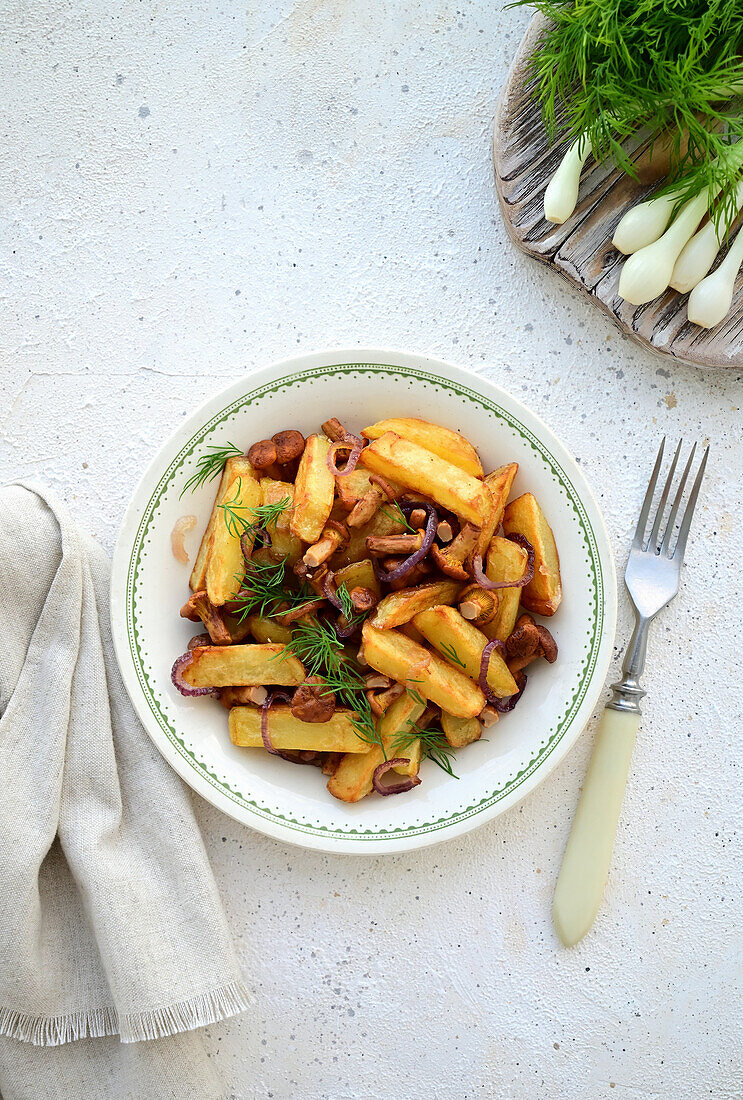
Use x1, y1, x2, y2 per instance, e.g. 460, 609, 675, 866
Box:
259, 478, 303, 566
230, 706, 370, 753
502, 493, 562, 616
359, 432, 491, 526
481, 536, 529, 643
206, 470, 262, 606
290, 433, 335, 543
476, 463, 519, 556
333, 558, 381, 599
413, 605, 519, 699
327, 691, 425, 802
441, 711, 482, 748
190, 455, 252, 592
362, 417, 483, 478
369, 579, 462, 630
362, 622, 485, 719
182, 644, 305, 688
244, 615, 293, 645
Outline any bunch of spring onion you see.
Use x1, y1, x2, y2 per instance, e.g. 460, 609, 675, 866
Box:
516, 0, 743, 327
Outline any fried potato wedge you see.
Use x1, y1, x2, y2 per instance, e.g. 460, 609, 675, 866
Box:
441, 711, 482, 748
334, 558, 381, 599
206, 469, 262, 606
230, 706, 370, 753
502, 493, 562, 616
260, 478, 303, 566
481, 536, 529, 643
359, 432, 491, 526
413, 605, 519, 698
190, 455, 253, 592
244, 615, 293, 645
476, 463, 519, 556
290, 433, 335, 543
327, 691, 425, 802
362, 417, 484, 479
369, 579, 462, 630
362, 622, 485, 718
332, 506, 404, 568
182, 644, 305, 688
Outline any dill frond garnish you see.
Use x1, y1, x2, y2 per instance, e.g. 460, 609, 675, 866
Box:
380, 501, 416, 532
284, 616, 383, 750
218, 483, 291, 541
393, 721, 459, 778
230, 556, 313, 621
515, 0, 743, 232
439, 641, 467, 670
180, 442, 243, 498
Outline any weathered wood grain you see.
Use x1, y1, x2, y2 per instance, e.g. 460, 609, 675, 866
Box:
493, 15, 743, 370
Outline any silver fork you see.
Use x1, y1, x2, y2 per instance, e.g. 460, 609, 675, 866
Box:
553, 439, 710, 947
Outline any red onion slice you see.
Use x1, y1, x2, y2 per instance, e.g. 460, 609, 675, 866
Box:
372, 759, 422, 796
470, 535, 534, 591
260, 689, 294, 755
373, 502, 437, 583
491, 671, 527, 713
326, 433, 364, 476
171, 652, 219, 698
240, 528, 271, 561
478, 638, 507, 705
320, 570, 344, 611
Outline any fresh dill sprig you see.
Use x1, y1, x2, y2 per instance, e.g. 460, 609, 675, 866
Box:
180, 442, 243, 498
219, 484, 291, 541
230, 555, 313, 621
514, 0, 743, 232
336, 582, 365, 631
393, 721, 459, 778
283, 617, 383, 750
439, 641, 467, 670
380, 501, 416, 532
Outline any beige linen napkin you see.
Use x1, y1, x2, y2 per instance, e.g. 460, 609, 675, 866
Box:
0, 482, 250, 1049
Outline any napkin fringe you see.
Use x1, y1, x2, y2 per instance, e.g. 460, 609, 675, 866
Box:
119, 979, 253, 1044
0, 1005, 118, 1046
0, 980, 252, 1047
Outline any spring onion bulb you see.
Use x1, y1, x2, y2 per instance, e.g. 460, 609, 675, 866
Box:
687, 228, 743, 328
543, 136, 590, 225
670, 179, 743, 292
618, 189, 718, 305
612, 186, 686, 254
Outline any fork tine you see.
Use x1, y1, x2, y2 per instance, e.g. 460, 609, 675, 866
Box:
660, 443, 696, 556
647, 439, 682, 551
672, 446, 710, 562
633, 437, 665, 548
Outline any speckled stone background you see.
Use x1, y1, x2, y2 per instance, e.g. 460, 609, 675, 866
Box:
1, 2, 741, 1098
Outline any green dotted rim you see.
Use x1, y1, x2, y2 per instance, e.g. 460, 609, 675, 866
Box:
125, 364, 604, 841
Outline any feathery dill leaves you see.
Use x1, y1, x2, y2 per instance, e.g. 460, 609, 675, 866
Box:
439, 641, 467, 670
218, 482, 291, 540
514, 0, 743, 231
336, 582, 365, 630
380, 501, 416, 532
230, 556, 313, 621
180, 443, 243, 498
285, 617, 382, 748
393, 721, 459, 778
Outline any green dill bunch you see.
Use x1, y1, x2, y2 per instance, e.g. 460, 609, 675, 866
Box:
516, 0, 743, 227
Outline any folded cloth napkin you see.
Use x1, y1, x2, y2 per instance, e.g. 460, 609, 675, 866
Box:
0, 482, 251, 1048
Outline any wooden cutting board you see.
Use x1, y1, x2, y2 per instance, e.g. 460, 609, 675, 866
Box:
493, 15, 743, 370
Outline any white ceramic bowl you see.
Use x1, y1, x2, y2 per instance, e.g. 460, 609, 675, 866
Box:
111, 348, 616, 853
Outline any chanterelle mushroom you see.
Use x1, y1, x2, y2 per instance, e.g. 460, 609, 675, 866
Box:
291, 678, 336, 723
430, 523, 481, 580
180, 591, 232, 646
505, 613, 558, 672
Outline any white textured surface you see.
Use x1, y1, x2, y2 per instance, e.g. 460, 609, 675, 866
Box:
1, 3, 741, 1098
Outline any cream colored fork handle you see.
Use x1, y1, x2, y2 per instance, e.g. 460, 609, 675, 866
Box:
553, 707, 641, 947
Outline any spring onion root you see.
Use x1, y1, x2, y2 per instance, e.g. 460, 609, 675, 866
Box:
543, 136, 590, 225
687, 228, 743, 328
618, 190, 716, 305
670, 179, 743, 292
